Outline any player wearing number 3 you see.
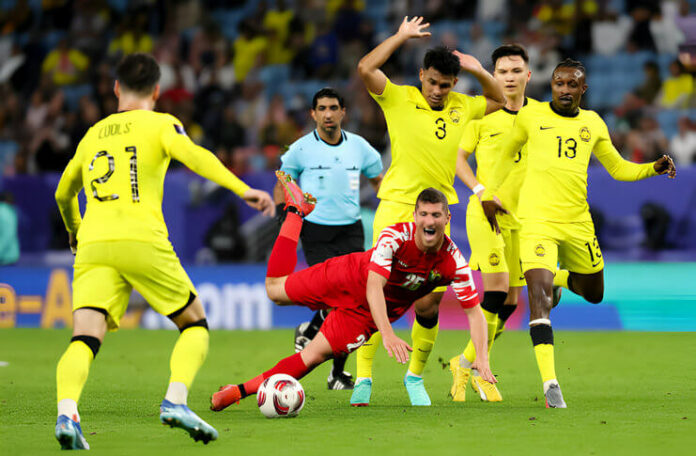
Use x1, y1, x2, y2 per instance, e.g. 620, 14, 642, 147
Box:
481, 59, 676, 408
352, 16, 505, 407
53, 53, 274, 449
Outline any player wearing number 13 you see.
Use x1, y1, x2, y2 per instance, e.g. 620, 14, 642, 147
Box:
52, 53, 274, 449
481, 58, 676, 408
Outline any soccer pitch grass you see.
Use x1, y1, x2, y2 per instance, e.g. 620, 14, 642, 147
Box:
2, 329, 694, 455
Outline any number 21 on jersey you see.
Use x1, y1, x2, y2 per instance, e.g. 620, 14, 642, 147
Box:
88, 145, 140, 202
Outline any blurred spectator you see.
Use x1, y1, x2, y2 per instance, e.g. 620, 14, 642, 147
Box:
626, 116, 668, 163
658, 59, 693, 108
675, 0, 696, 45
0, 192, 19, 265
0, 0, 34, 35
669, 116, 696, 165
108, 14, 154, 58
69, 0, 110, 58
259, 94, 299, 149
188, 20, 227, 75
591, 9, 632, 55
216, 106, 247, 151
627, 3, 658, 51
469, 24, 495, 70
308, 21, 339, 79
41, 38, 90, 86
650, 0, 684, 54
233, 19, 269, 82
264, 0, 295, 64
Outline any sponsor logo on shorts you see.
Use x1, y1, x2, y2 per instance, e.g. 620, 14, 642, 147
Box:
489, 253, 500, 266
346, 334, 366, 352
580, 126, 591, 142
535, 244, 546, 257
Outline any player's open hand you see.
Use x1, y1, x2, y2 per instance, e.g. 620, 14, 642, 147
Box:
242, 188, 276, 216
654, 154, 676, 179
452, 51, 484, 75
471, 360, 497, 384
397, 16, 431, 40
382, 332, 412, 364
481, 198, 508, 234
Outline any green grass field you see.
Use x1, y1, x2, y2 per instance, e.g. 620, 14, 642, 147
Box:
1, 329, 695, 455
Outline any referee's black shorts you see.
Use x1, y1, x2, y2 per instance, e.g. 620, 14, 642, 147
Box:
300, 220, 365, 266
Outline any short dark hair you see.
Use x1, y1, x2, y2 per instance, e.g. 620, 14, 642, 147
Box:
553, 58, 586, 77
416, 187, 449, 212
312, 87, 345, 109
491, 44, 529, 67
116, 53, 161, 95
423, 46, 460, 77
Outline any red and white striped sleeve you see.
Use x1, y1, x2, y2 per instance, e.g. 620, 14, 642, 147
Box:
447, 243, 479, 308
368, 223, 410, 279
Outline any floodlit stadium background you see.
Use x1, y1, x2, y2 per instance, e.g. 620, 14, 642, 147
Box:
1, 0, 695, 331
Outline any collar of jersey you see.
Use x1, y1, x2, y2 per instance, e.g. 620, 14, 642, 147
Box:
548, 101, 580, 118
411, 86, 461, 111
313, 129, 345, 147
502, 97, 529, 115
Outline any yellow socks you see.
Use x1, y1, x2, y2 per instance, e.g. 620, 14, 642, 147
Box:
407, 317, 439, 376
167, 326, 209, 404
56, 340, 95, 405
553, 269, 569, 289
356, 332, 381, 379
530, 322, 557, 383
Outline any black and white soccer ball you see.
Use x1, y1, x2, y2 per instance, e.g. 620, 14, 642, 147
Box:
257, 374, 305, 418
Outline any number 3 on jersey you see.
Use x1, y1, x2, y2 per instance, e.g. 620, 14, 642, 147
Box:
435, 118, 447, 140
89, 146, 140, 203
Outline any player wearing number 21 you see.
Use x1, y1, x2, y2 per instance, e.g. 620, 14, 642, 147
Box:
481, 58, 676, 408
52, 53, 274, 449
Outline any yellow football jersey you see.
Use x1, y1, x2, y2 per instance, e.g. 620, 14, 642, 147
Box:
55, 110, 250, 245
459, 97, 540, 228
488, 102, 657, 223
371, 78, 487, 205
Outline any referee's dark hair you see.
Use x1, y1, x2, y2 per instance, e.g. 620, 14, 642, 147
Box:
553, 58, 586, 77
312, 87, 345, 109
416, 187, 449, 213
423, 46, 460, 77
491, 44, 529, 67
116, 53, 161, 96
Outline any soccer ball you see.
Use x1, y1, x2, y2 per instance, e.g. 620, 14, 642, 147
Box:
257, 374, 305, 418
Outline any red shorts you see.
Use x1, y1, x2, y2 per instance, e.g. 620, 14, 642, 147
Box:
285, 254, 374, 356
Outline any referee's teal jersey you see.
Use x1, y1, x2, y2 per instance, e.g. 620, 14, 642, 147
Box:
280, 130, 382, 225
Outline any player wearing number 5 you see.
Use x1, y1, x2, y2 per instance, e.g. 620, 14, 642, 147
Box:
481, 59, 676, 408
352, 16, 505, 406
52, 53, 274, 449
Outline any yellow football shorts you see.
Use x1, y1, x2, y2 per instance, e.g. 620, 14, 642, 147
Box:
373, 199, 451, 293
466, 213, 525, 288
519, 219, 604, 275
73, 240, 197, 330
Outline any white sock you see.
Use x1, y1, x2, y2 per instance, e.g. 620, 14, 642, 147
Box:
57, 398, 79, 422
543, 379, 559, 394
355, 377, 372, 384
459, 355, 473, 369
164, 382, 188, 405
405, 370, 422, 379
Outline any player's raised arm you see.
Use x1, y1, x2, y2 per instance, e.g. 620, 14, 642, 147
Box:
593, 124, 677, 181
54, 155, 84, 253
357, 16, 431, 95
167, 132, 275, 216
365, 270, 412, 364
453, 51, 505, 115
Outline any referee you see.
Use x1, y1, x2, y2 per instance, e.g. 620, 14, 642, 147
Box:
274, 88, 383, 389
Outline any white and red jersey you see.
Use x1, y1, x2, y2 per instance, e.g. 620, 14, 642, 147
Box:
285, 222, 479, 325
365, 222, 479, 321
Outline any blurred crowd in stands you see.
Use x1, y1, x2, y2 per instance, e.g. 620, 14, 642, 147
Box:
1, 0, 696, 182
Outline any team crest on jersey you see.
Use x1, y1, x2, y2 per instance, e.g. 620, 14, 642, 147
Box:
489, 253, 500, 266
579, 127, 591, 142
448, 109, 461, 124
535, 244, 546, 257
428, 269, 442, 282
